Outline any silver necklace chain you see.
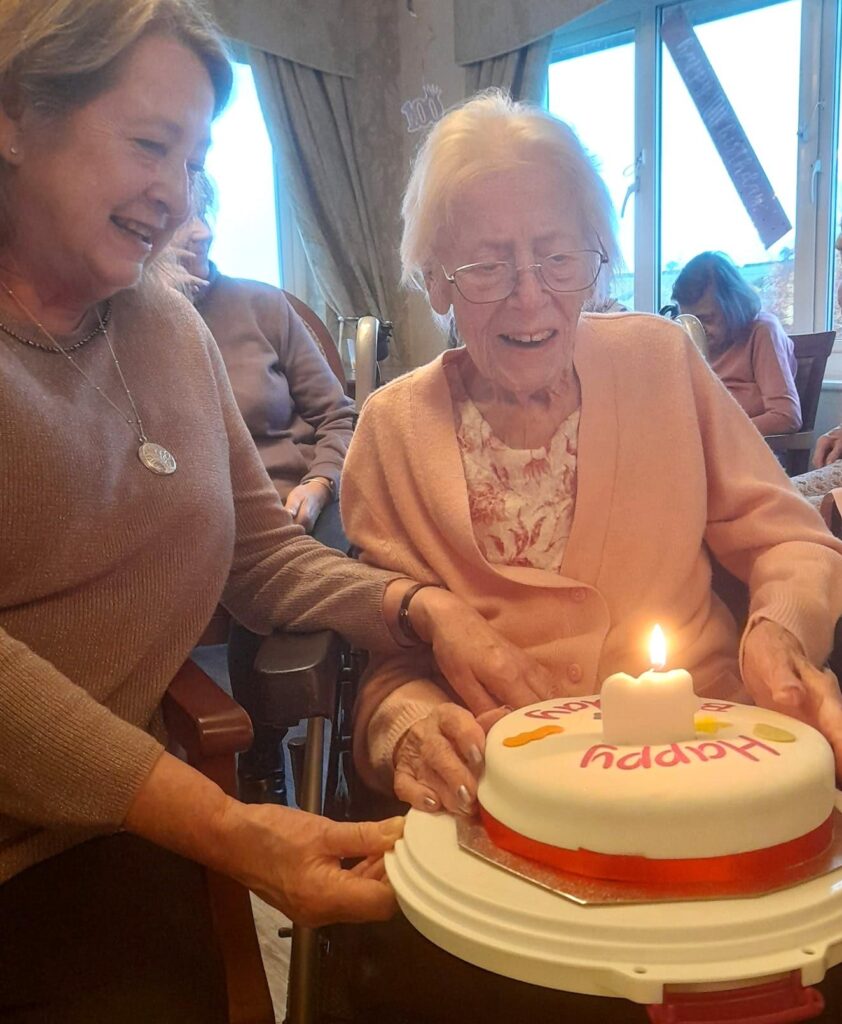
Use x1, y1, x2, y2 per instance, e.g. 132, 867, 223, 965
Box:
0, 280, 177, 475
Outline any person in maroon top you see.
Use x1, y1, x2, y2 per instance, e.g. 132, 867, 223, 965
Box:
673, 251, 801, 436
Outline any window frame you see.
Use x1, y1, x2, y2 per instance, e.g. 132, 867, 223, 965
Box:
550, 0, 842, 347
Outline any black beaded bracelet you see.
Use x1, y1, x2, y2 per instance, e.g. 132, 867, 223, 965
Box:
397, 582, 440, 645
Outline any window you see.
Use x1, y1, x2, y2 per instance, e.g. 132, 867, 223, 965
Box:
833, 60, 842, 333
548, 36, 636, 308
549, 0, 842, 352
659, 2, 801, 321
205, 62, 280, 287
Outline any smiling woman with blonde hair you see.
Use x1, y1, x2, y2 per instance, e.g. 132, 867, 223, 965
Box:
0, 9, 557, 1019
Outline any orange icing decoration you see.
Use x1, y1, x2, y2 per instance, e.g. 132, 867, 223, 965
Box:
503, 725, 564, 748
694, 716, 732, 734
753, 723, 797, 743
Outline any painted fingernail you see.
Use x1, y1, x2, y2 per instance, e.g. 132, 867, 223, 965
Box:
467, 744, 484, 768
457, 785, 474, 810
423, 795, 439, 810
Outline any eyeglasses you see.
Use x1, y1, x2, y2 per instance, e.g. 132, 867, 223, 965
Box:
442, 249, 608, 304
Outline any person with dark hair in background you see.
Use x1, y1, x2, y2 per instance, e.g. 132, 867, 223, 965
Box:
672, 251, 801, 436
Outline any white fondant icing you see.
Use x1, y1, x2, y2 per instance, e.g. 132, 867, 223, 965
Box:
478, 696, 836, 860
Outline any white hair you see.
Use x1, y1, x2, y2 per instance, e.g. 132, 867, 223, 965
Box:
400, 89, 621, 305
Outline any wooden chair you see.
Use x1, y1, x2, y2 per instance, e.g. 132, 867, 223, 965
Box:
765, 331, 835, 476
162, 660, 275, 1024
282, 291, 347, 392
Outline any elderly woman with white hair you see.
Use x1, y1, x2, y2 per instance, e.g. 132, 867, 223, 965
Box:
341, 91, 842, 815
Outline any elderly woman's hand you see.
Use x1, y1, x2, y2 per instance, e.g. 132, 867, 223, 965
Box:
393, 703, 508, 814
742, 619, 842, 775
156, 247, 211, 301
407, 587, 559, 715
813, 426, 842, 468
284, 479, 332, 532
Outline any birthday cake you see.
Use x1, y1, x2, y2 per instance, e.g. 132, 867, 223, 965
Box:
477, 696, 837, 884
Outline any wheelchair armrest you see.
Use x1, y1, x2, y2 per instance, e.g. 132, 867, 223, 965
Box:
764, 431, 813, 452
162, 659, 254, 763
250, 628, 343, 727
353, 316, 379, 408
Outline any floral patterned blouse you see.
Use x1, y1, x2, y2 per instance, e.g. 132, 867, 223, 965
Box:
452, 391, 580, 573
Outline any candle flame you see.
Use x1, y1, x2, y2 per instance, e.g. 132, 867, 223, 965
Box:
649, 624, 666, 669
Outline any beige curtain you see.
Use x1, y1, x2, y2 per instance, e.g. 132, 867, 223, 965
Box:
248, 49, 389, 323
465, 34, 554, 104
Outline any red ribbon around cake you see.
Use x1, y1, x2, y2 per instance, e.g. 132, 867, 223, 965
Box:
479, 807, 833, 885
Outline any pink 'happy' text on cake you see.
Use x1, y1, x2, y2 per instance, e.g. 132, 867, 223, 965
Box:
524, 699, 735, 721
525, 700, 601, 719
580, 734, 780, 770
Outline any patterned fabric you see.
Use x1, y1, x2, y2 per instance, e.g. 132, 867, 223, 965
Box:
792, 462, 842, 502
453, 396, 580, 572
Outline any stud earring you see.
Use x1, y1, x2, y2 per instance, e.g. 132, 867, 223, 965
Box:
8, 145, 19, 156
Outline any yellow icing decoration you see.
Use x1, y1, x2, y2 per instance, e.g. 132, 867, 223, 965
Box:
503, 725, 564, 748
694, 716, 732, 734
753, 723, 797, 743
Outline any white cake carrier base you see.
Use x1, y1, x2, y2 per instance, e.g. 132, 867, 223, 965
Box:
386, 807, 842, 1014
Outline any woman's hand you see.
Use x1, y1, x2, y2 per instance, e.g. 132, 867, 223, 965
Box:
393, 703, 508, 814
406, 587, 559, 715
813, 425, 842, 468
284, 479, 331, 532
742, 619, 842, 775
219, 802, 404, 928
156, 247, 210, 301
126, 752, 402, 929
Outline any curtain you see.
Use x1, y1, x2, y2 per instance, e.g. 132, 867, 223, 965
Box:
464, 34, 554, 105
454, 0, 605, 66
209, 0, 354, 76
248, 48, 389, 323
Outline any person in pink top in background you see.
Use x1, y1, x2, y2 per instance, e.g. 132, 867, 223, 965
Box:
673, 251, 801, 436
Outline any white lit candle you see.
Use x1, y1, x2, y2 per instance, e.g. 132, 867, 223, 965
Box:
600, 625, 696, 746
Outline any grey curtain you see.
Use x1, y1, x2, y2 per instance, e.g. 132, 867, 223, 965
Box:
455, 0, 605, 65
209, 0, 354, 76
465, 33, 554, 105
248, 48, 389, 322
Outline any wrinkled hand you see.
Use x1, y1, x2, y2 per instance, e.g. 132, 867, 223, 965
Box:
742, 619, 842, 775
393, 703, 509, 814
408, 588, 559, 715
284, 479, 331, 532
157, 247, 210, 300
813, 425, 842, 468
222, 803, 404, 928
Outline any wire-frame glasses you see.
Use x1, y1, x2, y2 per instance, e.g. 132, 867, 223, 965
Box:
442, 249, 608, 304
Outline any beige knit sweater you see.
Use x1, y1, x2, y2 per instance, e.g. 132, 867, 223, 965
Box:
342, 313, 842, 790
0, 283, 398, 883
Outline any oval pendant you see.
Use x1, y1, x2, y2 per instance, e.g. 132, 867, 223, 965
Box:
138, 441, 177, 475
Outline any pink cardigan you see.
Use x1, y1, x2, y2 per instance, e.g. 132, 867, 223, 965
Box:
709, 311, 800, 435
341, 313, 842, 790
